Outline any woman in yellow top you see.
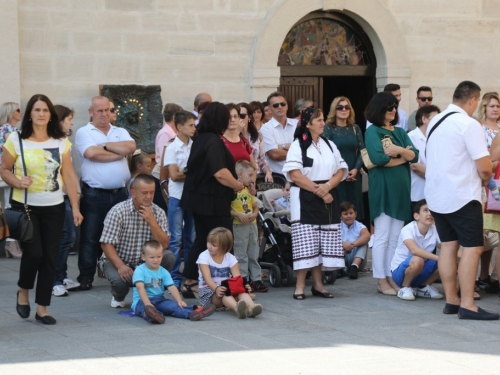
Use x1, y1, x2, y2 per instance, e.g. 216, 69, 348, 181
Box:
1, 94, 83, 325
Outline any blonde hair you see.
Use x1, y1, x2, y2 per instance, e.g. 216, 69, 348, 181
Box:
479, 92, 500, 122
141, 240, 162, 255
127, 149, 151, 176
207, 227, 233, 254
0, 102, 19, 125
235, 159, 256, 174
325, 96, 356, 127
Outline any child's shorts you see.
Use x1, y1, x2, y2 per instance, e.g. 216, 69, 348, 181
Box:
391, 256, 438, 288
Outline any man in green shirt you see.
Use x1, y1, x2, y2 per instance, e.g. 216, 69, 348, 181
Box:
407, 86, 433, 132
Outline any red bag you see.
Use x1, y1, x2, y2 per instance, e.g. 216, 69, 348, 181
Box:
485, 163, 500, 214
221, 276, 248, 296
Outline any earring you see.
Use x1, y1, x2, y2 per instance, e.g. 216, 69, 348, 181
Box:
29, 118, 32, 121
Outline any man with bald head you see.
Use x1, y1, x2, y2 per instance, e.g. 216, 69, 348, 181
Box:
192, 93, 212, 124
75, 96, 136, 290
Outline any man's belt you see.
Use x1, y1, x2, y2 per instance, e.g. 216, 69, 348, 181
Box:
82, 181, 125, 194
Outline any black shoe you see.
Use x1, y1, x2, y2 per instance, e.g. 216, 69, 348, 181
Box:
457, 307, 500, 320
443, 303, 460, 314
16, 291, 30, 319
476, 276, 500, 293
250, 280, 269, 293
311, 287, 334, 298
349, 265, 359, 279
35, 313, 57, 325
78, 280, 93, 291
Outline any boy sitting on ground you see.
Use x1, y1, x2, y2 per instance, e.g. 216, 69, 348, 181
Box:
340, 201, 371, 279
391, 199, 443, 301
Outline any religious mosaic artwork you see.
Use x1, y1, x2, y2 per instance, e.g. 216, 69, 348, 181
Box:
278, 18, 370, 66
100, 85, 163, 154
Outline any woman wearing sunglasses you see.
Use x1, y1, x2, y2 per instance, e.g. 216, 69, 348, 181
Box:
0, 102, 23, 258
364, 92, 418, 296
324, 96, 365, 221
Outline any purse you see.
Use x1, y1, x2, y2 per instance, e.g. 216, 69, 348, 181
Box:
220, 275, 248, 296
361, 134, 393, 170
5, 133, 34, 242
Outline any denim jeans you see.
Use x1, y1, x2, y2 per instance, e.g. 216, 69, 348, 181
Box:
77, 185, 128, 283
54, 196, 76, 286
345, 245, 368, 269
134, 295, 196, 322
168, 197, 195, 287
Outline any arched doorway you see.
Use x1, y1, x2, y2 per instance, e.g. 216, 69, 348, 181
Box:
277, 11, 376, 129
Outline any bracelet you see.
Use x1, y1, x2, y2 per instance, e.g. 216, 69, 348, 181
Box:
326, 182, 331, 189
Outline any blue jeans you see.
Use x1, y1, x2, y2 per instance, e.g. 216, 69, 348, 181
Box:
54, 196, 76, 286
77, 185, 128, 283
134, 295, 196, 322
168, 197, 195, 287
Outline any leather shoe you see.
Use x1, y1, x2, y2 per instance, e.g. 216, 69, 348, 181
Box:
443, 303, 460, 315
16, 291, 30, 319
457, 307, 499, 321
311, 287, 334, 298
35, 313, 57, 325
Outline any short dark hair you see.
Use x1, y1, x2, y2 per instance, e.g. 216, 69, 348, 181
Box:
262, 101, 269, 107
413, 199, 427, 215
383, 83, 400, 93
20, 94, 65, 140
249, 101, 265, 116
198, 101, 210, 114
163, 103, 183, 123
417, 86, 432, 95
196, 102, 230, 135
415, 105, 441, 127
225, 102, 240, 115
266, 91, 287, 104
175, 110, 196, 130
141, 239, 162, 254
130, 173, 155, 190
364, 92, 399, 126
54, 105, 75, 136
453, 81, 481, 103
340, 201, 356, 213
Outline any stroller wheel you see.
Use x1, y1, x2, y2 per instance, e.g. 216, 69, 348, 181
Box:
269, 265, 281, 287
323, 270, 337, 285
281, 265, 294, 286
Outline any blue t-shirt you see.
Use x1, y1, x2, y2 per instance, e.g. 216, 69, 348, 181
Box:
131, 264, 174, 310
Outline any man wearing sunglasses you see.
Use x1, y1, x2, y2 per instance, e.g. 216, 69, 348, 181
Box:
367, 83, 408, 131
260, 91, 298, 175
407, 86, 433, 132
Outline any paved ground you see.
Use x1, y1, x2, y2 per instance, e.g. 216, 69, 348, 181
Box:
1, 254, 500, 375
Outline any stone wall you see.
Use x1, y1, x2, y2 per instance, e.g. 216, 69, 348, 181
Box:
1, 0, 500, 135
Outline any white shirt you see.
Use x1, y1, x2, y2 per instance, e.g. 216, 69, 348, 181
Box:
424, 104, 489, 214
260, 117, 298, 174
196, 250, 238, 289
408, 127, 427, 201
76, 123, 134, 189
366, 108, 408, 131
163, 136, 192, 200
391, 221, 440, 271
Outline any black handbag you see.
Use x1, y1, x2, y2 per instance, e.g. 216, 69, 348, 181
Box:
5, 133, 34, 242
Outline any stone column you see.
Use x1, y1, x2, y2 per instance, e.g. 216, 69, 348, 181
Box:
0, 0, 21, 104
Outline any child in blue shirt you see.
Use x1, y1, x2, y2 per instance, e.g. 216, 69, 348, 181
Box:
132, 240, 215, 324
340, 202, 371, 279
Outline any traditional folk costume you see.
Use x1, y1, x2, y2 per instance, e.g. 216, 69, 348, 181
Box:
282, 107, 348, 271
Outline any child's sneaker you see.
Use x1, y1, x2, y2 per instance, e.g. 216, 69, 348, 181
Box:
492, 188, 500, 201
348, 265, 359, 279
189, 304, 216, 321
250, 280, 269, 293
235, 300, 247, 319
110, 297, 126, 308
63, 278, 80, 291
52, 285, 68, 297
248, 304, 263, 318
144, 305, 165, 324
397, 287, 415, 301
417, 285, 443, 299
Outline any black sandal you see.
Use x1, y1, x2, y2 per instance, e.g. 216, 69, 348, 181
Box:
293, 289, 306, 300
181, 282, 199, 299
311, 286, 334, 298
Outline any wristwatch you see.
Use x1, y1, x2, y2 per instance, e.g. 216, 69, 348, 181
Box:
183, 167, 188, 174
101, 143, 107, 151
281, 143, 286, 150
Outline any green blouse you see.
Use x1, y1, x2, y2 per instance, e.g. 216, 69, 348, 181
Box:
365, 125, 419, 222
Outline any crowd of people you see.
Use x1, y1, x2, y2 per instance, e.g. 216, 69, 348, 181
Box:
1, 79, 500, 325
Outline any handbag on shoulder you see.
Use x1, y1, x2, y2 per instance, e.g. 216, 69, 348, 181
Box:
361, 134, 393, 170
4, 132, 34, 243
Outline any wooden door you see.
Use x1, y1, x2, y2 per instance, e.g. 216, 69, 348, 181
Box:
279, 77, 322, 118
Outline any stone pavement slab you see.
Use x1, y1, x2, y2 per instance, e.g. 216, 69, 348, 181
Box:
1, 256, 500, 374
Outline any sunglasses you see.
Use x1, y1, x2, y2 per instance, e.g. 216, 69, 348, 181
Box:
15, 108, 21, 113
239, 113, 248, 119
336, 105, 351, 111
110, 108, 116, 113
272, 102, 287, 108
387, 105, 398, 112
418, 97, 433, 102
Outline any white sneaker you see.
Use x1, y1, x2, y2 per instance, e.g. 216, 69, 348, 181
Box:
492, 188, 500, 201
397, 287, 415, 301
63, 278, 80, 291
111, 297, 125, 308
52, 285, 68, 297
417, 285, 443, 299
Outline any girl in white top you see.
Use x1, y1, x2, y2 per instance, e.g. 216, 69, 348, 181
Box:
196, 227, 262, 319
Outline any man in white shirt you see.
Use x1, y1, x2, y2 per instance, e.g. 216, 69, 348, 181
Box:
260, 91, 298, 174
407, 86, 433, 132
407, 105, 440, 204
76, 96, 136, 291
425, 81, 498, 320
366, 83, 408, 131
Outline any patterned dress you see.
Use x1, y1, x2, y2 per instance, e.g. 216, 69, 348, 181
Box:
482, 124, 500, 232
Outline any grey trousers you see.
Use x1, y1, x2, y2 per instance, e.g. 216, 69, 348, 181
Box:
233, 223, 261, 281
102, 250, 175, 301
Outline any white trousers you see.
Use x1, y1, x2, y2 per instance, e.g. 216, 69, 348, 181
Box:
372, 213, 404, 278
